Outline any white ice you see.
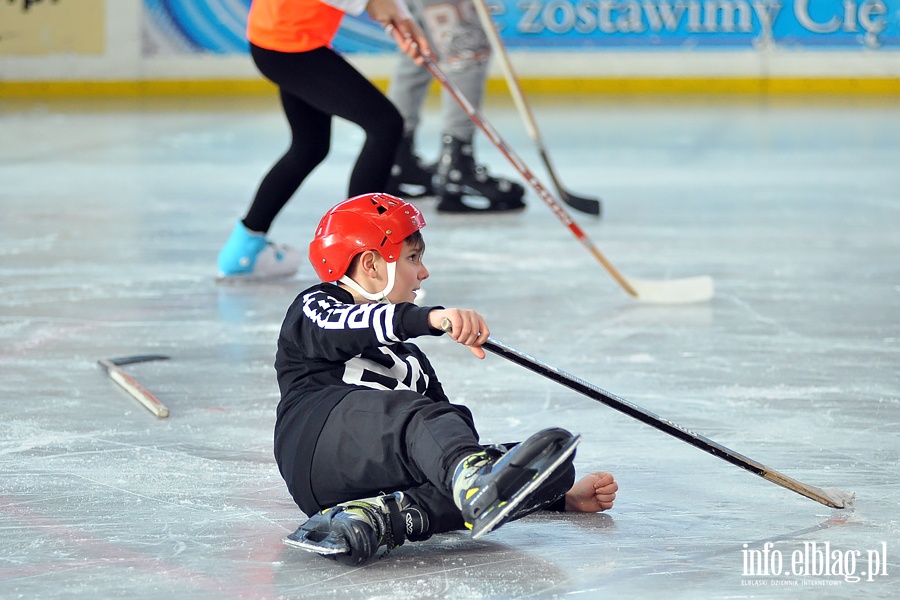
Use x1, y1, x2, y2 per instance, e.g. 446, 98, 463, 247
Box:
1, 95, 898, 599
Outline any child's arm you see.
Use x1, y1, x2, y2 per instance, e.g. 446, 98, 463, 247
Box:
291, 288, 437, 361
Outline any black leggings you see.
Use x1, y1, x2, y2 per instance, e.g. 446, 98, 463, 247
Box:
243, 44, 404, 233
304, 389, 574, 535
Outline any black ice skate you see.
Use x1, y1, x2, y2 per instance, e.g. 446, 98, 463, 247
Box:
453, 427, 580, 539
284, 492, 429, 566
384, 133, 436, 199
434, 135, 526, 213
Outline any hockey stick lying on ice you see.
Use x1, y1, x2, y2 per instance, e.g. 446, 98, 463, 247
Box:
471, 0, 601, 216
386, 24, 713, 303
98, 355, 170, 418
440, 319, 853, 509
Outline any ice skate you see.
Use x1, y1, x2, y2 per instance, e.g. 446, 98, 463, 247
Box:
217, 221, 301, 281
284, 492, 429, 566
434, 135, 526, 213
385, 133, 436, 199
453, 427, 580, 539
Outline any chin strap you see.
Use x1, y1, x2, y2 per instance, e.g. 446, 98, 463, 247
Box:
339, 261, 397, 304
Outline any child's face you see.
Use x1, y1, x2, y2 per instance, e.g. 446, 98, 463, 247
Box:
387, 239, 429, 304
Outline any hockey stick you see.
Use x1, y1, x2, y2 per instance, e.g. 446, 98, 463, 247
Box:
488, 337, 854, 508
471, 0, 601, 216
416, 49, 713, 303
440, 319, 853, 509
98, 355, 170, 418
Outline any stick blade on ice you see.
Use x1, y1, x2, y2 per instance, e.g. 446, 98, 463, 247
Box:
822, 488, 856, 509
626, 274, 715, 304
558, 187, 601, 216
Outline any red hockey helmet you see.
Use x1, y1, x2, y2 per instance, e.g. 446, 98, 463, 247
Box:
309, 193, 426, 282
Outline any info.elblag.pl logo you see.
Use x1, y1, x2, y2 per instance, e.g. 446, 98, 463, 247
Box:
741, 541, 889, 586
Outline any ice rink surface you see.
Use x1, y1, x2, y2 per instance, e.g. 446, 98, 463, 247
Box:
1, 93, 898, 599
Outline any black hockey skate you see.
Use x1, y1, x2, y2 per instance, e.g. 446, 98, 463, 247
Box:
284, 492, 429, 566
385, 133, 436, 199
453, 427, 580, 539
434, 135, 526, 213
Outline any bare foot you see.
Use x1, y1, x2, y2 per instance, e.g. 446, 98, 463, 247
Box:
564, 471, 618, 513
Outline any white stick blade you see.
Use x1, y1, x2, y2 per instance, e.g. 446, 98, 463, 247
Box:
822, 487, 856, 509
626, 275, 715, 304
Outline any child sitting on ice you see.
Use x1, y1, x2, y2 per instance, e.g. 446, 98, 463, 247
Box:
275, 193, 617, 564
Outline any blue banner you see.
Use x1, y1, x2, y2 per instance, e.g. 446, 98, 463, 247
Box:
141, 0, 900, 55
492, 0, 900, 48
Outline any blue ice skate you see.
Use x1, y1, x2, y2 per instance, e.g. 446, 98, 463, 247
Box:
217, 221, 300, 280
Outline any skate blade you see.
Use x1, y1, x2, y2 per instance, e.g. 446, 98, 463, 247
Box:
284, 529, 349, 556
470, 434, 581, 540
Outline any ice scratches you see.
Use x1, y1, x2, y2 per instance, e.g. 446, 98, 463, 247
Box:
0, 320, 97, 358
0, 423, 109, 457
279, 528, 573, 598
726, 295, 800, 336
578, 514, 854, 586
715, 383, 843, 401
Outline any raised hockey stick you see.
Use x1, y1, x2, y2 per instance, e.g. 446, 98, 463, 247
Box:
411, 44, 713, 303
440, 319, 853, 509
471, 0, 601, 216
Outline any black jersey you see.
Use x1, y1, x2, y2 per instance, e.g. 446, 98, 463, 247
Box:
273, 283, 448, 511
275, 282, 447, 416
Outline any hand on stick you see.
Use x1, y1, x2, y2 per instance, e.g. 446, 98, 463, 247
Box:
432, 310, 489, 359
372, 0, 431, 64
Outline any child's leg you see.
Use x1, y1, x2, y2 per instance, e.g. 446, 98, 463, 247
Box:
309, 398, 579, 535
401, 481, 465, 534
242, 45, 334, 233
240, 87, 330, 233
308, 389, 483, 513
452, 429, 580, 538
245, 45, 403, 232
505, 461, 576, 519
398, 457, 577, 534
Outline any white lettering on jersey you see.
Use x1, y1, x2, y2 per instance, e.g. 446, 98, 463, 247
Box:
343, 347, 428, 393
302, 292, 400, 342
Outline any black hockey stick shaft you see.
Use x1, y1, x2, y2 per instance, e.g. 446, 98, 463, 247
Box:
480, 334, 851, 509
539, 149, 602, 216
471, 0, 601, 216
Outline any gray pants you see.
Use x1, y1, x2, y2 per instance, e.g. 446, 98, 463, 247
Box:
387, 0, 491, 143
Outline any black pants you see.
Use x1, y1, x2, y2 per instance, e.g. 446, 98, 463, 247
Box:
243, 44, 404, 233
304, 389, 574, 534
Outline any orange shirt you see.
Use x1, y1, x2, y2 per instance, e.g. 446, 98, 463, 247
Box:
247, 0, 346, 52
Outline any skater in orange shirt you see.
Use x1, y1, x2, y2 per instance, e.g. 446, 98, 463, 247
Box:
217, 0, 431, 280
